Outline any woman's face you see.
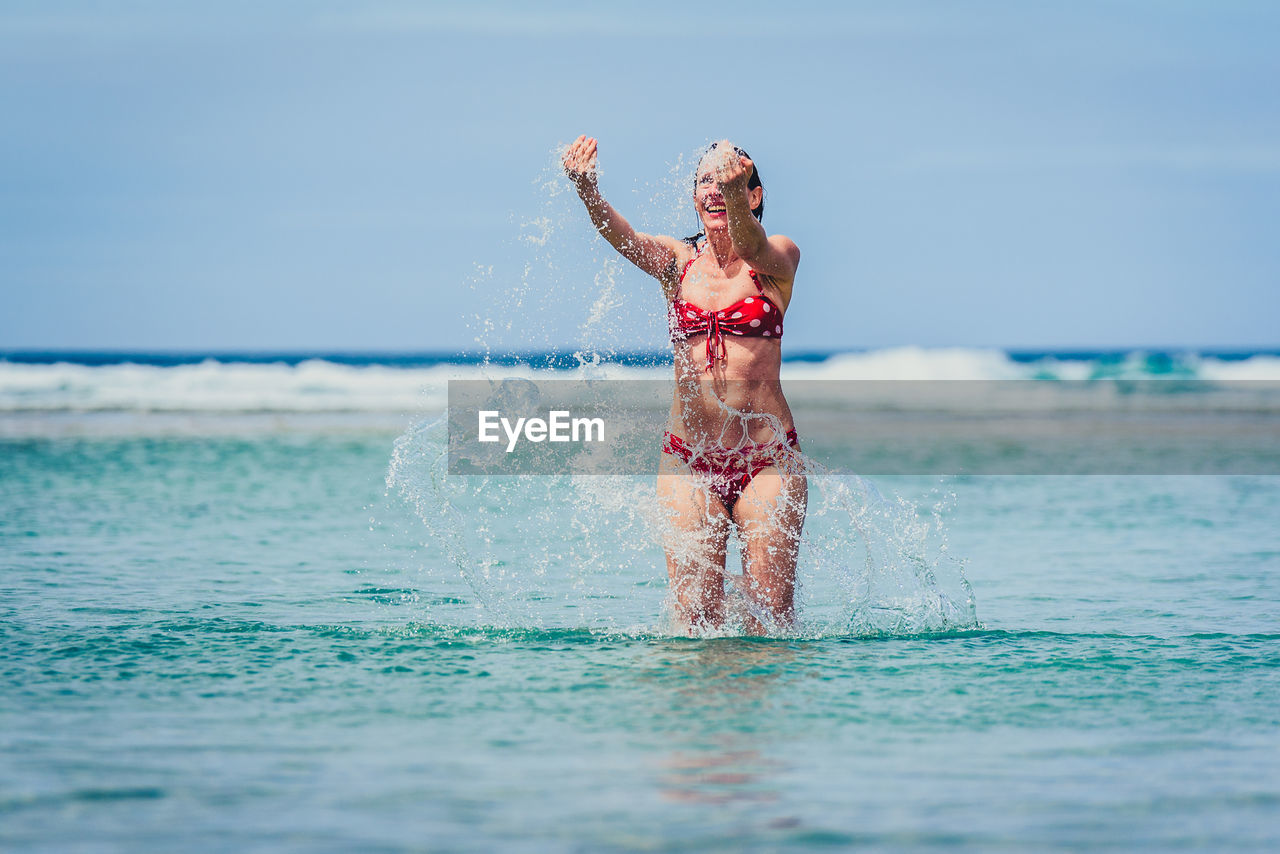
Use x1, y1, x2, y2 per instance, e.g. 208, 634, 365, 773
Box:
693, 152, 763, 232
693, 167, 728, 231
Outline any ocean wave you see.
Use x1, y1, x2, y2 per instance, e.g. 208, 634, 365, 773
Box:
1196, 354, 1280, 381
1, 349, 1277, 416
780, 347, 1025, 380
783, 348, 1280, 382
0, 359, 456, 414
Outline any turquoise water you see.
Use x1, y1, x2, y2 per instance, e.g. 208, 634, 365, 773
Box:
4, 417, 1279, 851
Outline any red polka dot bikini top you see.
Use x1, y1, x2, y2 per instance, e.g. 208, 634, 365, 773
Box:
669, 242, 785, 372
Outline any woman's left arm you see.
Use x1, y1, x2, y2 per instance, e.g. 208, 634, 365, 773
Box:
715, 149, 800, 284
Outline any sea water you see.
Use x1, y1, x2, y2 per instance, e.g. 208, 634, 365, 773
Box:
2, 350, 1279, 852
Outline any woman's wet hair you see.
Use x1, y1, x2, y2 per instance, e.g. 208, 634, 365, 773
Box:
685, 142, 764, 246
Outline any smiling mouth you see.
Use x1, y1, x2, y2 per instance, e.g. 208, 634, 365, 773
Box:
705, 203, 726, 214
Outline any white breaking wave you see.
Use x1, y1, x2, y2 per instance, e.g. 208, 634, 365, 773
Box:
2, 349, 1278, 416
0, 359, 455, 414
783, 348, 1280, 382
780, 347, 1025, 381
1196, 354, 1280, 381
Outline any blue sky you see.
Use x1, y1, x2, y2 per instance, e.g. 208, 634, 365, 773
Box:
2, 1, 1277, 352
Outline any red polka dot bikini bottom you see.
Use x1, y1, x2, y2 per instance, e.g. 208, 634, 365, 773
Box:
662, 428, 801, 511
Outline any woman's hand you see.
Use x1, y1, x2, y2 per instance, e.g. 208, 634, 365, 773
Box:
562, 135, 599, 190
710, 140, 752, 194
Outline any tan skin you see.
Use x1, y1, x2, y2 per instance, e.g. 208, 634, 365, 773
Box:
562, 136, 807, 635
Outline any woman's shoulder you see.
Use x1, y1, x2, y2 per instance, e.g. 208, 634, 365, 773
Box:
663, 235, 702, 276
642, 233, 695, 266
641, 234, 697, 299
767, 233, 800, 263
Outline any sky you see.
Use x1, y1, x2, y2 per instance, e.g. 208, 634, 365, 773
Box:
1, 1, 1277, 353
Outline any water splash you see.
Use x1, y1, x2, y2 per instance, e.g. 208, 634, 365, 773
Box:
802, 473, 977, 636
386, 413, 977, 638
386, 144, 978, 638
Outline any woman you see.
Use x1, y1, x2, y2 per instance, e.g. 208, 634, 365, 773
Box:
562, 136, 806, 635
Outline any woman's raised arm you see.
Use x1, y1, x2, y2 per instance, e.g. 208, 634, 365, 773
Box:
708, 143, 800, 286
562, 136, 686, 284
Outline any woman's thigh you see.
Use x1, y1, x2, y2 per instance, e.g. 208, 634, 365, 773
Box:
656, 460, 731, 615
733, 469, 808, 617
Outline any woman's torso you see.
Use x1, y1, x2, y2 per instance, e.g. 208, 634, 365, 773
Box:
666, 240, 795, 448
